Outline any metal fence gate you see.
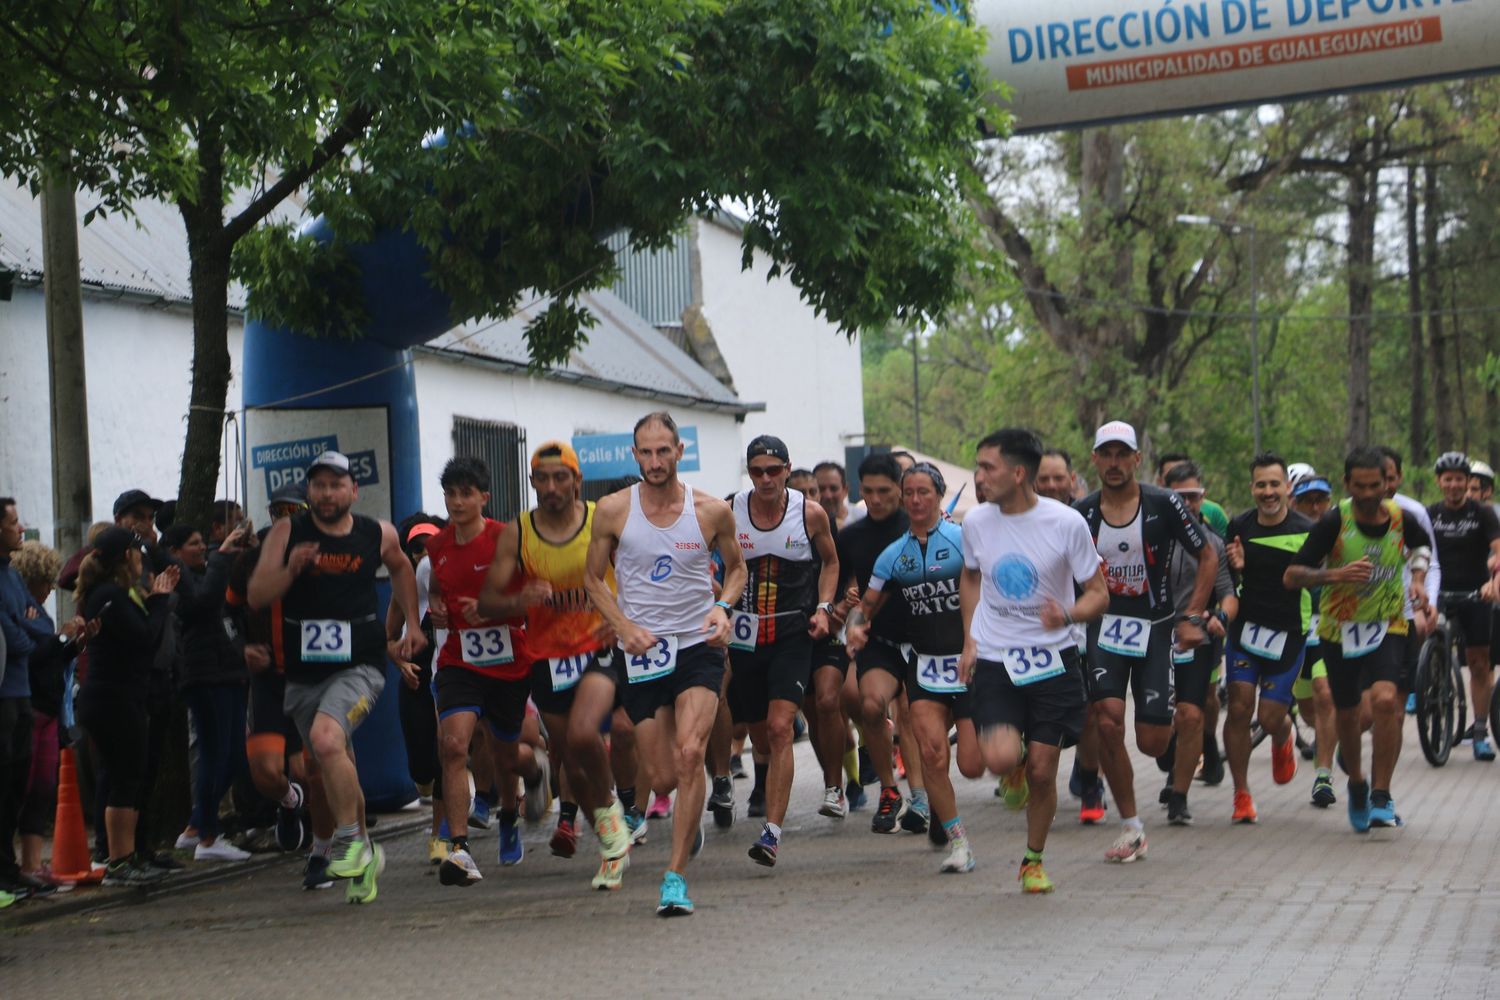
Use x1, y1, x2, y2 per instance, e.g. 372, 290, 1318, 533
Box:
451, 417, 527, 521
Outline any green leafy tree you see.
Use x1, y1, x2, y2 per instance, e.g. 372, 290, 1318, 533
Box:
1, 0, 995, 526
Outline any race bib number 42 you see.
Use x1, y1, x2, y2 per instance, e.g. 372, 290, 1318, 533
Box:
999, 645, 1066, 686
1098, 615, 1150, 659
1341, 621, 1388, 659
626, 635, 679, 684
915, 653, 966, 694
729, 611, 758, 653
460, 626, 514, 668
300, 619, 351, 663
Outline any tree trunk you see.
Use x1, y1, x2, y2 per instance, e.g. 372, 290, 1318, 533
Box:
1452, 270, 1468, 453
40, 165, 92, 594
1345, 160, 1377, 452
1425, 163, 1452, 452
1404, 166, 1426, 468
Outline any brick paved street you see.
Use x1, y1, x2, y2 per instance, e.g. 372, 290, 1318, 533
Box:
6, 717, 1499, 999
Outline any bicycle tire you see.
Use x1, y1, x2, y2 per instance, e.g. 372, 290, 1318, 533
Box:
1450, 627, 1470, 741
1415, 634, 1454, 766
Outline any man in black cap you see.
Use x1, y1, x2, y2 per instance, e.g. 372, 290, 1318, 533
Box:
113, 489, 164, 546
726, 436, 838, 867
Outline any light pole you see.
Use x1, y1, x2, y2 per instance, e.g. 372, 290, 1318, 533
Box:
1177, 214, 1261, 454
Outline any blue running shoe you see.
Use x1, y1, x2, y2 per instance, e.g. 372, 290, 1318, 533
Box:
1068, 760, 1084, 800
1405, 693, 1417, 715
1347, 780, 1371, 834
499, 817, 523, 866
625, 806, 649, 845
1368, 796, 1401, 828
1474, 737, 1496, 762
469, 796, 494, 830
657, 871, 694, 916
748, 826, 779, 867
846, 781, 867, 812
437, 817, 452, 841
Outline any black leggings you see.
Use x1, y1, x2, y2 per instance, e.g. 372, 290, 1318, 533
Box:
78, 693, 150, 809
398, 647, 442, 798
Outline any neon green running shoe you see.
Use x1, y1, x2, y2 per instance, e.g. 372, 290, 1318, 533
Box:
1000, 766, 1030, 811
1019, 859, 1054, 894
328, 838, 373, 880
594, 801, 631, 861
346, 843, 385, 905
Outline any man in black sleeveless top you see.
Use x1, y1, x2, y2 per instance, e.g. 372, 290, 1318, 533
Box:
249, 451, 425, 904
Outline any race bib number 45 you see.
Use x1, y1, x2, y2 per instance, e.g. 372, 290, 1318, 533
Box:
1098, 615, 1150, 659
460, 626, 515, 668
915, 653, 966, 694
300, 620, 351, 663
626, 635, 679, 684
1341, 621, 1388, 659
999, 645, 1066, 686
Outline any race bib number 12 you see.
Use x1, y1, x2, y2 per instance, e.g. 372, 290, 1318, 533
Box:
1341, 621, 1388, 659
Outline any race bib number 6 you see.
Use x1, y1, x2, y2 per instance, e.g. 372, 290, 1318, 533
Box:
1341, 621, 1388, 659
1098, 614, 1150, 659
915, 653, 966, 694
626, 635, 679, 684
460, 626, 514, 668
300, 619, 351, 663
999, 644, 1066, 686
729, 611, 759, 653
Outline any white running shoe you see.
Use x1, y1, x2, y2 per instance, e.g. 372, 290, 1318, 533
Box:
819, 786, 848, 819
1104, 828, 1148, 863
939, 838, 975, 873
438, 847, 483, 886
194, 839, 252, 862
174, 831, 202, 850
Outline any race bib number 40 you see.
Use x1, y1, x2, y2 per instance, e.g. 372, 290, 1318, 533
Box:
460, 626, 514, 668
915, 653, 966, 694
1341, 621, 1388, 659
300, 619, 351, 663
1241, 622, 1288, 661
1098, 615, 1150, 659
548, 653, 591, 692
729, 611, 759, 653
999, 645, 1066, 686
626, 635, 679, 684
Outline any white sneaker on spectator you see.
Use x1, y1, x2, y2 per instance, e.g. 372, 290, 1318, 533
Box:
174, 831, 201, 850
195, 839, 252, 862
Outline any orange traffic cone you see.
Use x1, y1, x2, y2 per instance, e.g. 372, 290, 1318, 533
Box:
52, 747, 103, 884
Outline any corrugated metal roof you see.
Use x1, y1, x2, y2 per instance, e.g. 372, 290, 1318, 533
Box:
423, 287, 760, 413
0, 177, 303, 309
606, 228, 693, 326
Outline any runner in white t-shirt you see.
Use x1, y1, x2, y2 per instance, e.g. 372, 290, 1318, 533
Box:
959, 429, 1108, 894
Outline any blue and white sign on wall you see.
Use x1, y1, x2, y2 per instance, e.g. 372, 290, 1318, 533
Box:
573, 425, 700, 481
246, 406, 392, 522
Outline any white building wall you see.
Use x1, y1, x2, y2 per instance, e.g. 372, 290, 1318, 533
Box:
695, 218, 866, 475
411, 352, 746, 514
0, 288, 245, 541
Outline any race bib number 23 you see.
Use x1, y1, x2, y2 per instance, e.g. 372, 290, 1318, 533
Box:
300, 619, 351, 663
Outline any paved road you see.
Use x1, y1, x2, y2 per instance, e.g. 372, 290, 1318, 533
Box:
6, 718, 1499, 999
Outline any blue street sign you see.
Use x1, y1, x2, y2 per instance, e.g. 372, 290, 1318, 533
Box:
573, 425, 700, 481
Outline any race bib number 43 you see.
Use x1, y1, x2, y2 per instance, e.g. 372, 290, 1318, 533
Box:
300, 620, 351, 663
999, 645, 1066, 686
1098, 615, 1150, 659
1341, 621, 1388, 659
626, 635, 679, 684
915, 653, 966, 694
460, 626, 514, 668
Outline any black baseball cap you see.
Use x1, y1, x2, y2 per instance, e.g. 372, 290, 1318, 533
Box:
269, 481, 309, 507
113, 489, 164, 519
93, 526, 147, 566
746, 435, 790, 464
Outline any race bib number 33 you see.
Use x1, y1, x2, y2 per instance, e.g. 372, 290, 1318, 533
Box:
460, 626, 515, 668
300, 619, 351, 663
626, 635, 679, 684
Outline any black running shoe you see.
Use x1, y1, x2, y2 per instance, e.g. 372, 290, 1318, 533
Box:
708, 776, 735, 829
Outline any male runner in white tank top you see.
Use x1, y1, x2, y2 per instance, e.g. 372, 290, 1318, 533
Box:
586, 411, 746, 917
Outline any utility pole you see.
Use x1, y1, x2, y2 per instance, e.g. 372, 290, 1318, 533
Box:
41, 164, 92, 597
911, 329, 922, 452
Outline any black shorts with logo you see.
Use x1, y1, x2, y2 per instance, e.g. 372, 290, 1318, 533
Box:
1323, 632, 1406, 710
434, 666, 531, 741
1085, 617, 1176, 726
972, 647, 1086, 747
727, 634, 814, 725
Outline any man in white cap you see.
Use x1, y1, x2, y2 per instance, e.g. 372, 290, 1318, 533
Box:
1072, 421, 1218, 863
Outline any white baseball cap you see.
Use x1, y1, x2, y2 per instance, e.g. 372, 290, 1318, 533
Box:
1093, 420, 1138, 452
308, 450, 353, 478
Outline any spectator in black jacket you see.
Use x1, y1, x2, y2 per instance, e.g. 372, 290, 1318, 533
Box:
75, 527, 178, 886
162, 522, 252, 862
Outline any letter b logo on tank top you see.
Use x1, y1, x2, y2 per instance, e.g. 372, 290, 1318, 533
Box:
650, 555, 673, 582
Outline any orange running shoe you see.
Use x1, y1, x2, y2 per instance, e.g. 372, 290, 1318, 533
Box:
1232, 789, 1258, 824
1271, 736, 1297, 785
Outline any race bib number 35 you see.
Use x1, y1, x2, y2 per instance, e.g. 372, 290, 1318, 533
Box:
915, 653, 966, 694
626, 635, 679, 684
729, 611, 758, 653
548, 653, 591, 692
460, 626, 514, 668
300, 619, 351, 663
1241, 622, 1288, 661
1341, 621, 1388, 659
1098, 615, 1150, 659
999, 645, 1066, 686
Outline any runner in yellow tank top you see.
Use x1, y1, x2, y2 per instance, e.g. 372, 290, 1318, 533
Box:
479, 442, 636, 891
